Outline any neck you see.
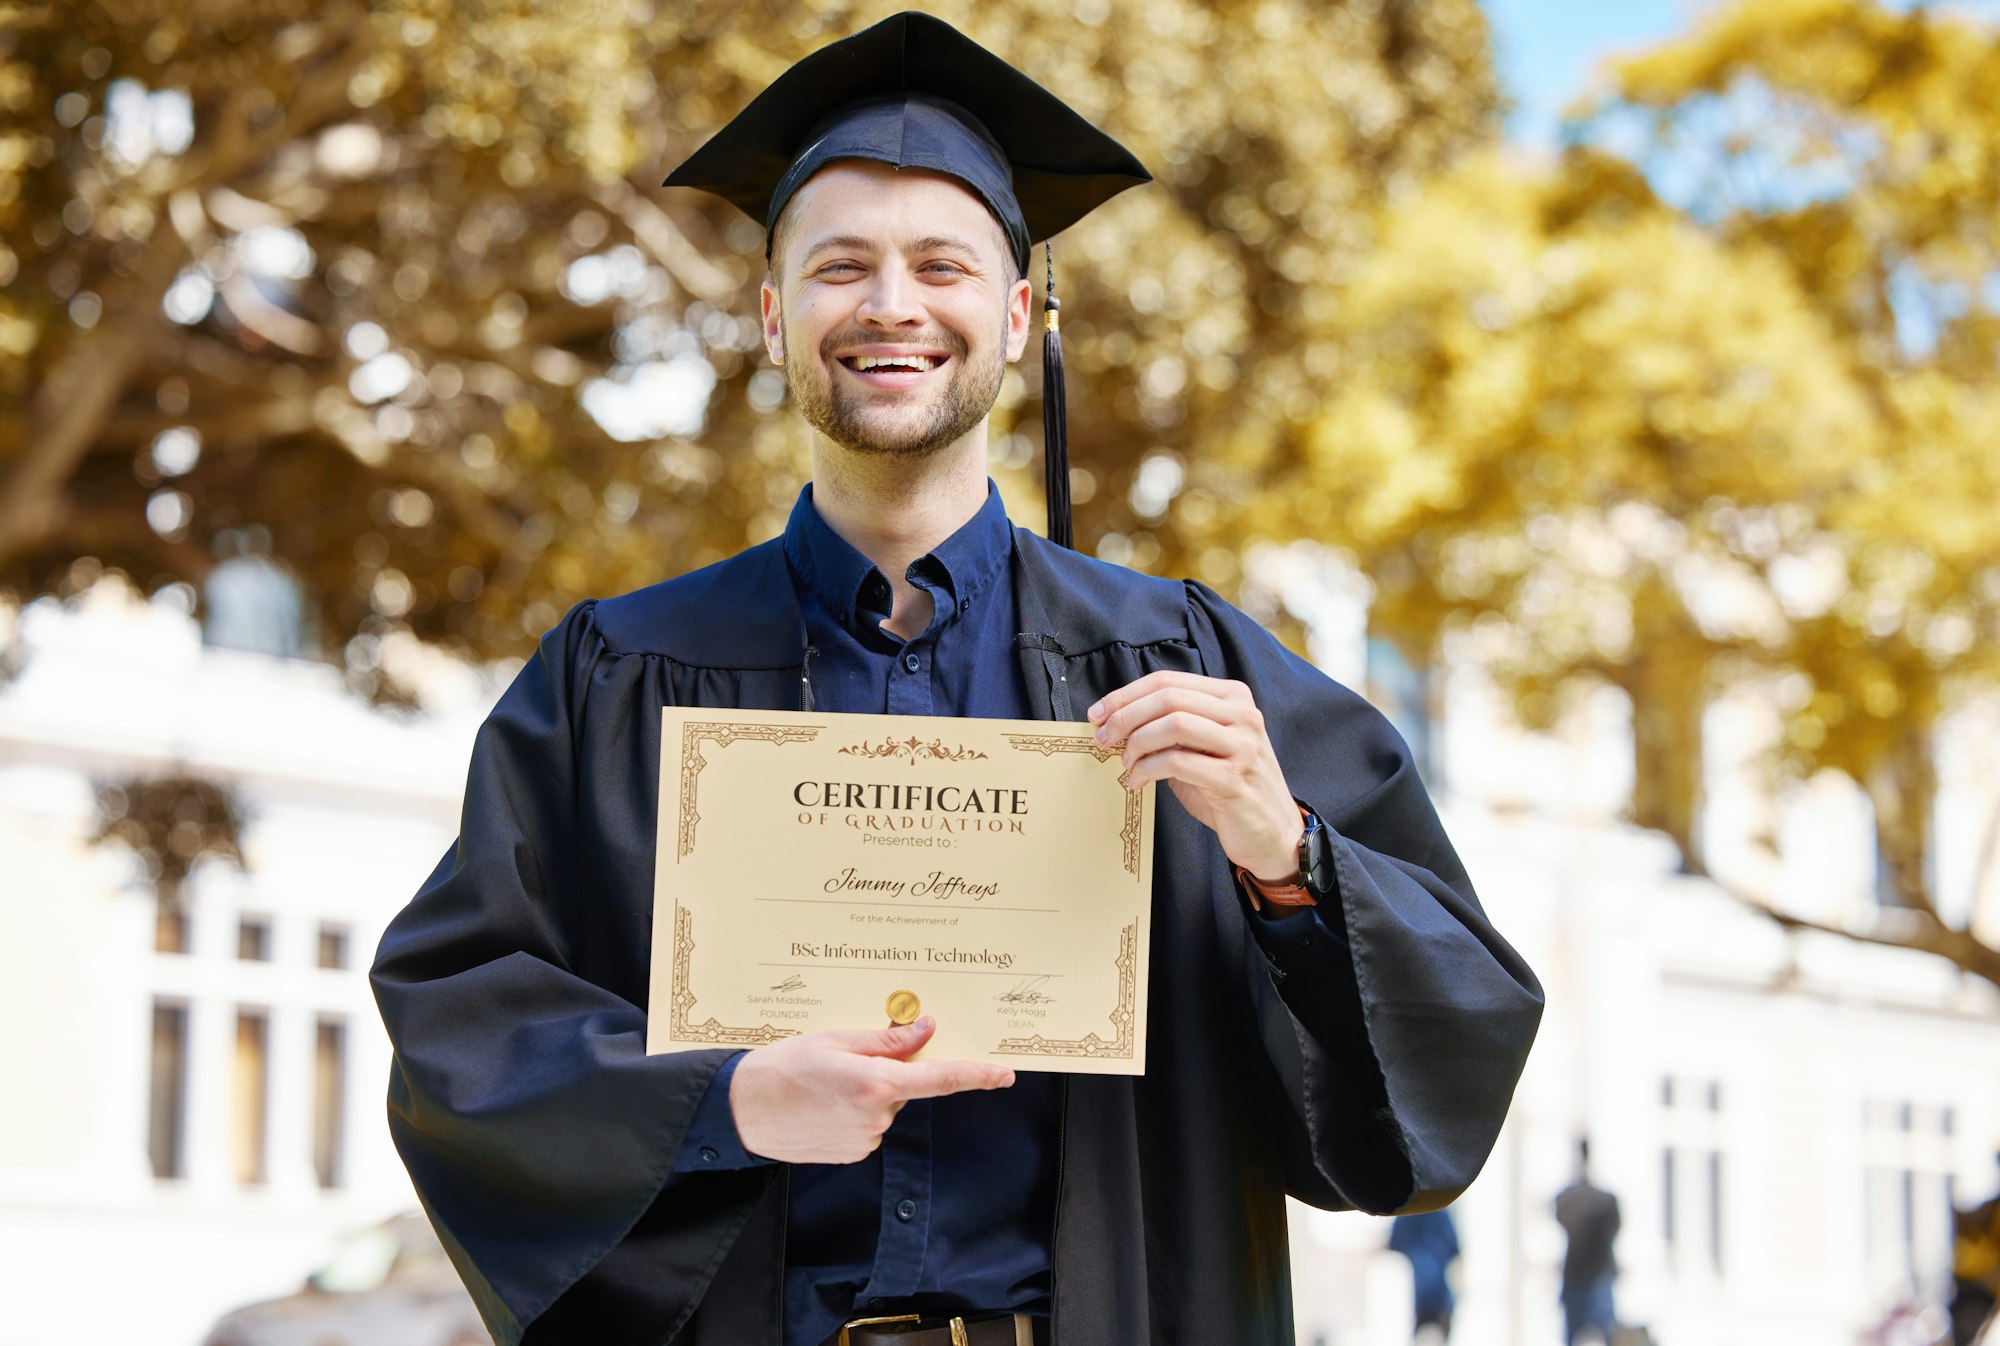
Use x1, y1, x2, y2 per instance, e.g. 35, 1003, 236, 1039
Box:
808, 426, 991, 640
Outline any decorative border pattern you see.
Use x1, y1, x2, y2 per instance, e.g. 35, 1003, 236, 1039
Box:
1001, 733, 1122, 764
992, 921, 1137, 1060
1002, 734, 1144, 877
676, 720, 823, 860
669, 904, 799, 1046
839, 735, 989, 765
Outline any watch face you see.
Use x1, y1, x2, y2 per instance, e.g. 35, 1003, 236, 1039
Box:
1303, 823, 1334, 896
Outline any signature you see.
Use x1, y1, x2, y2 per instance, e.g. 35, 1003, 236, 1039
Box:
769, 975, 807, 993
994, 976, 1057, 1006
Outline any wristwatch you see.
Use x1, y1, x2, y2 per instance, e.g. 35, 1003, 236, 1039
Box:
1233, 804, 1334, 912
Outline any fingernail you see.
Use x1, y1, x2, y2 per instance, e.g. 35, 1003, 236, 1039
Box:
1093, 726, 1108, 743
1086, 700, 1103, 722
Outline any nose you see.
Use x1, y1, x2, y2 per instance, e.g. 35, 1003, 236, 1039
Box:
855, 263, 924, 329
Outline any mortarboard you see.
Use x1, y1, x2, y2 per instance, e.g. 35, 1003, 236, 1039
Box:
662, 11, 1152, 549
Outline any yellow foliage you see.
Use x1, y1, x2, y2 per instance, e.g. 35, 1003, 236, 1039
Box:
1276, 0, 2000, 908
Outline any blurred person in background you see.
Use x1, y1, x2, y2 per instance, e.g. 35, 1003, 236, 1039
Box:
1555, 1139, 1621, 1346
1953, 1155, 2000, 1346
371, 12, 1542, 1346
1388, 1208, 1461, 1343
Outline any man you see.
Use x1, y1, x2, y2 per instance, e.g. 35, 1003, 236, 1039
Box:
1953, 1157, 2000, 1346
371, 14, 1542, 1346
1389, 1209, 1461, 1343
1554, 1141, 1620, 1346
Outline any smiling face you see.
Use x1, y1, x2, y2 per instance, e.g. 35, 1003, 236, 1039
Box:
761, 159, 1033, 460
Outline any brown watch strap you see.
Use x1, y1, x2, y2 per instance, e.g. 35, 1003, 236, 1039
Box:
1234, 865, 1317, 911
1233, 805, 1317, 912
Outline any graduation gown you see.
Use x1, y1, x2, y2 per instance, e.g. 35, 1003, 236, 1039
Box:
370, 528, 1543, 1346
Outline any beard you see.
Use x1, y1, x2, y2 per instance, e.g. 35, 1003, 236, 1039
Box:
784, 318, 1006, 458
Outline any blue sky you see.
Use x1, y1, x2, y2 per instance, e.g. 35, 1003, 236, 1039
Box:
1482, 0, 1702, 147
1485, 0, 2000, 148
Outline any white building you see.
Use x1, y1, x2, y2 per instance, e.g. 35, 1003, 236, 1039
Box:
1289, 655, 2000, 1346
0, 583, 482, 1346
3, 574, 1997, 1346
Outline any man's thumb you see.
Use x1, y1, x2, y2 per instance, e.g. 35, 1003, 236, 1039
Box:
846, 1015, 936, 1058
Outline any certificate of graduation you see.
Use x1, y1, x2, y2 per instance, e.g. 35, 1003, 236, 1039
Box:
647, 707, 1155, 1075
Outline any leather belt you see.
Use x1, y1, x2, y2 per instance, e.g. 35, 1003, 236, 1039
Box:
832, 1311, 1044, 1346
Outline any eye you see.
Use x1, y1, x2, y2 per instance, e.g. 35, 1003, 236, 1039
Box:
816, 261, 863, 277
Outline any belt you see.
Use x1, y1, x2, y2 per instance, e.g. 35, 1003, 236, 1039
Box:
833, 1311, 1045, 1346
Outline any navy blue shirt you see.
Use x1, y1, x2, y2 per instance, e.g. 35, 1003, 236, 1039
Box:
674, 481, 1060, 1346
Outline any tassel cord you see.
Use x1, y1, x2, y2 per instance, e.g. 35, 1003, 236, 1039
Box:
1041, 241, 1072, 550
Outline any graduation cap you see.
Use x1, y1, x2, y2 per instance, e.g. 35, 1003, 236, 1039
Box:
662, 11, 1152, 549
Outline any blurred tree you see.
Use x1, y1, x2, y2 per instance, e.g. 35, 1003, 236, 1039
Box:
0, 0, 1497, 700
90, 773, 245, 910
1606, 0, 2000, 987
1248, 0, 2000, 988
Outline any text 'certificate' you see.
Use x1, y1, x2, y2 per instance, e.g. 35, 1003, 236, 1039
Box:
647, 707, 1155, 1075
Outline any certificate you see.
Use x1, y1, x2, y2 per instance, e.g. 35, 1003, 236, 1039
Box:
647, 707, 1155, 1075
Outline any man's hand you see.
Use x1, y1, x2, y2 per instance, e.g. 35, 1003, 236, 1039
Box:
728, 1017, 1015, 1164
1088, 671, 1304, 882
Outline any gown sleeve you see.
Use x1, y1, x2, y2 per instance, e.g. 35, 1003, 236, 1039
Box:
1183, 582, 1544, 1215
369, 602, 774, 1345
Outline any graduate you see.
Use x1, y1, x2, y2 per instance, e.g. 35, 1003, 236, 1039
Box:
370, 14, 1543, 1346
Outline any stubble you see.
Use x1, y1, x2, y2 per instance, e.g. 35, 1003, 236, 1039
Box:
783, 314, 1008, 458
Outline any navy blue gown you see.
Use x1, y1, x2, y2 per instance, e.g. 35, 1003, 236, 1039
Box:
370, 526, 1543, 1346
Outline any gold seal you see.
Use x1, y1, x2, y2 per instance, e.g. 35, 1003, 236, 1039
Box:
885, 990, 921, 1025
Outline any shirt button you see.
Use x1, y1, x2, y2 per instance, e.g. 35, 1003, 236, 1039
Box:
699, 1146, 719, 1164
903, 653, 921, 673
959, 597, 971, 612
895, 1198, 918, 1222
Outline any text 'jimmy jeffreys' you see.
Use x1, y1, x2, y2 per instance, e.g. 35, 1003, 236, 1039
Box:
823, 867, 1002, 901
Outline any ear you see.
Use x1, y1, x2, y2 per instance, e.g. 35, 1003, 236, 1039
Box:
1003, 274, 1033, 363
760, 278, 784, 365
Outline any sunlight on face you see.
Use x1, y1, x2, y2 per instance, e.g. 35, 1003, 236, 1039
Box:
763, 160, 1030, 459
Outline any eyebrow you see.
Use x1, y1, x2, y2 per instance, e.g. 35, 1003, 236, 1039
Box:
799, 234, 984, 264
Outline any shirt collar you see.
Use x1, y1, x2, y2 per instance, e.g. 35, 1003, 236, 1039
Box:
782, 479, 1014, 633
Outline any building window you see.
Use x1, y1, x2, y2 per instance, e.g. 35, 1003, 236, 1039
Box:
317, 924, 349, 971
1365, 636, 1435, 785
202, 546, 304, 658
1864, 1098, 1955, 1294
148, 1000, 189, 1180
315, 1017, 347, 1189
154, 896, 189, 954
1662, 1075, 1726, 1278
237, 915, 271, 961
232, 1009, 269, 1186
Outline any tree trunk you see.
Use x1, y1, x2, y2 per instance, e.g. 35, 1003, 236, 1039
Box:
1623, 644, 1709, 875
1866, 722, 1939, 915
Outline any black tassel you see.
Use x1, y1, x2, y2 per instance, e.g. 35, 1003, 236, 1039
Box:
1041, 241, 1072, 550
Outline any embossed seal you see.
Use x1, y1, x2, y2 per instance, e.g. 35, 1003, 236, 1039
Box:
885, 990, 922, 1026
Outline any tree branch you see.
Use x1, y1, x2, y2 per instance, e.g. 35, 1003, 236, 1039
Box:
592, 177, 743, 305
1970, 790, 2000, 941
1725, 879, 2000, 995
0, 235, 187, 564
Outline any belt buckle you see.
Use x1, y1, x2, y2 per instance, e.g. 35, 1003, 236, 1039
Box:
837, 1313, 971, 1346
838, 1313, 920, 1346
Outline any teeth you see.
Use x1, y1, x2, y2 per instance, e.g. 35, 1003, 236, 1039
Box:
851, 355, 938, 371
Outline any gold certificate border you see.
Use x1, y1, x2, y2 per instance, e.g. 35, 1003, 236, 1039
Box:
669, 904, 799, 1045
993, 921, 1138, 1060
677, 720, 824, 860
1002, 734, 1144, 878
660, 715, 1147, 1061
